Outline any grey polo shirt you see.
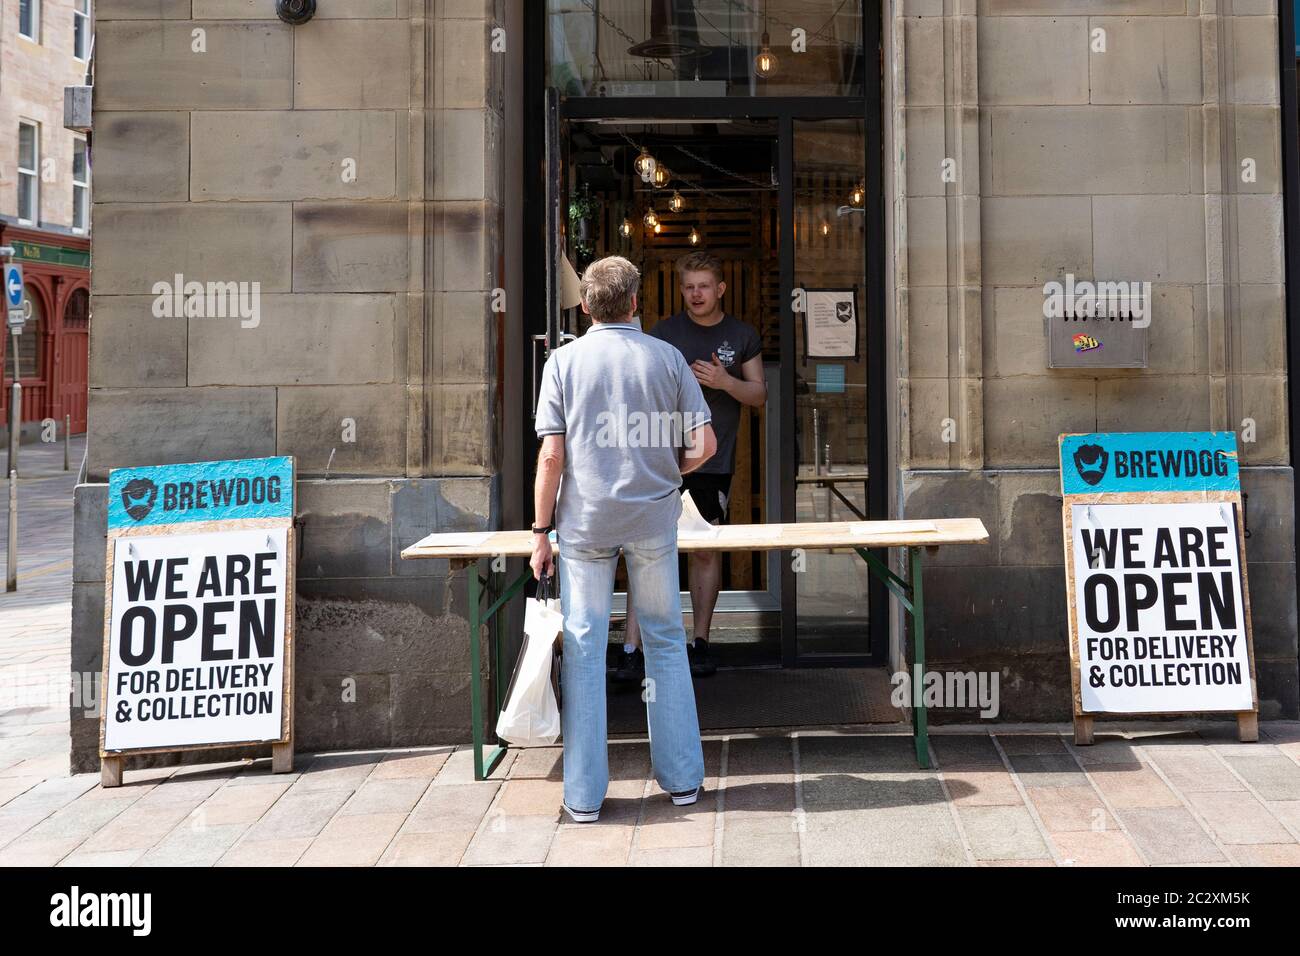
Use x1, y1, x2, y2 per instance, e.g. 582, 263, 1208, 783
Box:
535, 321, 712, 550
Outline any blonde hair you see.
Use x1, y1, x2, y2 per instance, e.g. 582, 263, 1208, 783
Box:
675, 250, 724, 282
580, 256, 641, 323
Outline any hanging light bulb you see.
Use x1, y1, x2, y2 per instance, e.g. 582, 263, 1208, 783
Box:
820, 221, 831, 237
643, 207, 659, 229
688, 227, 701, 246
754, 32, 779, 78
634, 147, 657, 183
652, 164, 672, 189
850, 181, 865, 207
619, 217, 633, 238
669, 190, 685, 213
653, 221, 663, 235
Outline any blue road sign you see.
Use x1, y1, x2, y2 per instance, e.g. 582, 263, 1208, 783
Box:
4, 264, 23, 309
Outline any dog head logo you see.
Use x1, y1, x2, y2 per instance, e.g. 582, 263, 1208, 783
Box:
1072, 444, 1108, 487
121, 478, 158, 522
835, 301, 853, 324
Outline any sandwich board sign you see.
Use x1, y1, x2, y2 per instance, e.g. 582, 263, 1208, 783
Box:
1059, 432, 1258, 745
99, 456, 296, 787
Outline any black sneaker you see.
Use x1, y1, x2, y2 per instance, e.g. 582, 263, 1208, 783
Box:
563, 803, 601, 823
687, 638, 717, 677
613, 646, 645, 684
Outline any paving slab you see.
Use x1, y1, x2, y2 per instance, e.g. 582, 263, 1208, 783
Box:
802, 805, 969, 867
1218, 753, 1300, 801
461, 811, 558, 866
1184, 791, 1295, 845
958, 805, 1052, 861
1116, 807, 1227, 865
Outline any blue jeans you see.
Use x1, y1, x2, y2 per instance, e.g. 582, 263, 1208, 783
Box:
558, 527, 704, 811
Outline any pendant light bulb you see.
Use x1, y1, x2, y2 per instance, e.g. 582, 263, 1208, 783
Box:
652, 164, 672, 189
754, 32, 779, 78
634, 147, 657, 183
643, 207, 659, 229
619, 217, 633, 238
669, 191, 685, 213
688, 227, 701, 246
820, 221, 830, 237
850, 182, 865, 207
653, 221, 662, 235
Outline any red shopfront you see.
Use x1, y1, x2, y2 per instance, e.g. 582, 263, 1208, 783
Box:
0, 225, 90, 437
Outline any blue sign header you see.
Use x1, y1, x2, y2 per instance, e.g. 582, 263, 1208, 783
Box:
108, 457, 294, 530
1059, 432, 1239, 496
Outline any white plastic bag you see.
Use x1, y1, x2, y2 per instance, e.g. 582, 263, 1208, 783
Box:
495, 574, 563, 747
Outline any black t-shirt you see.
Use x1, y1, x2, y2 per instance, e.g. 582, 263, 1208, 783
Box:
650, 311, 762, 475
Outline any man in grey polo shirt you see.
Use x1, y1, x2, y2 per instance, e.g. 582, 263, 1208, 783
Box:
531, 255, 717, 823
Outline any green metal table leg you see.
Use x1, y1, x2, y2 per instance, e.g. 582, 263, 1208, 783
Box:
467, 559, 506, 782
910, 546, 930, 769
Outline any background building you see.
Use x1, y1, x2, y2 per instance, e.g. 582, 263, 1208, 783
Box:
0, 0, 93, 439
70, 1, 1300, 772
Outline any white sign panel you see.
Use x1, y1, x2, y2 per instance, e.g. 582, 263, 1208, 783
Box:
1070, 501, 1252, 714
103, 527, 287, 751
804, 289, 857, 359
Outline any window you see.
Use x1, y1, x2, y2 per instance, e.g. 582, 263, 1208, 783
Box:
72, 137, 89, 232
545, 0, 866, 98
64, 288, 89, 329
15, 287, 42, 379
73, 0, 90, 60
19, 0, 39, 42
18, 122, 39, 225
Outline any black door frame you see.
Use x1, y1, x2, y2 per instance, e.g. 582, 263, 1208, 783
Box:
522, 3, 888, 668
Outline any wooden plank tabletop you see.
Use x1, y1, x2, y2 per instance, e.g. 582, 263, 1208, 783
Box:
401, 518, 989, 560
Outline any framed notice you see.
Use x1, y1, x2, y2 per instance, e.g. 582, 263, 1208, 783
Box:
99, 457, 296, 786
804, 288, 859, 360
1059, 432, 1258, 745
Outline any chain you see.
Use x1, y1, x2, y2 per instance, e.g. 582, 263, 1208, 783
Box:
728, 0, 853, 44
616, 133, 756, 208
670, 143, 774, 189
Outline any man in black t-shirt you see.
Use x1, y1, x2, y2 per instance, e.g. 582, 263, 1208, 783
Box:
621, 251, 767, 679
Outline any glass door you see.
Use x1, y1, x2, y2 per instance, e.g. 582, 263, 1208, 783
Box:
790, 117, 872, 659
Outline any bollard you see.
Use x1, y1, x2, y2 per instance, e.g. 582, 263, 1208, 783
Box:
6, 469, 15, 592
64, 414, 70, 471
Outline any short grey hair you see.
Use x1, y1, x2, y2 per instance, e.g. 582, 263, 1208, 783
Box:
580, 256, 640, 323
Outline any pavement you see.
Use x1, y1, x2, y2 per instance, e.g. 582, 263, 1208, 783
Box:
3, 437, 1300, 866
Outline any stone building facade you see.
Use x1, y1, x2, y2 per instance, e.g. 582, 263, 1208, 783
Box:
889, 1, 1297, 719
0, 0, 93, 436
70, 1, 1298, 771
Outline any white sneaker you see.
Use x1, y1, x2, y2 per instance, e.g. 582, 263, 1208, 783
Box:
670, 786, 700, 807
563, 803, 601, 823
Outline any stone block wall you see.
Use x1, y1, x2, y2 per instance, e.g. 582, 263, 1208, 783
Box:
892, 0, 1297, 719
73, 1, 512, 770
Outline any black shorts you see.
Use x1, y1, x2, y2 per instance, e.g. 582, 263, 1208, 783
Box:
681, 472, 732, 525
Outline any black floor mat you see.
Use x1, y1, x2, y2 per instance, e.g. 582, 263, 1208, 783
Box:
606, 667, 899, 734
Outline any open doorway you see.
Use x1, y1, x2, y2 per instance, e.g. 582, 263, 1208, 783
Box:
567, 119, 784, 665
521, 2, 890, 704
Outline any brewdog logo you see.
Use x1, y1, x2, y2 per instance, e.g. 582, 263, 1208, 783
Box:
1060, 432, 1239, 496
108, 458, 294, 530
